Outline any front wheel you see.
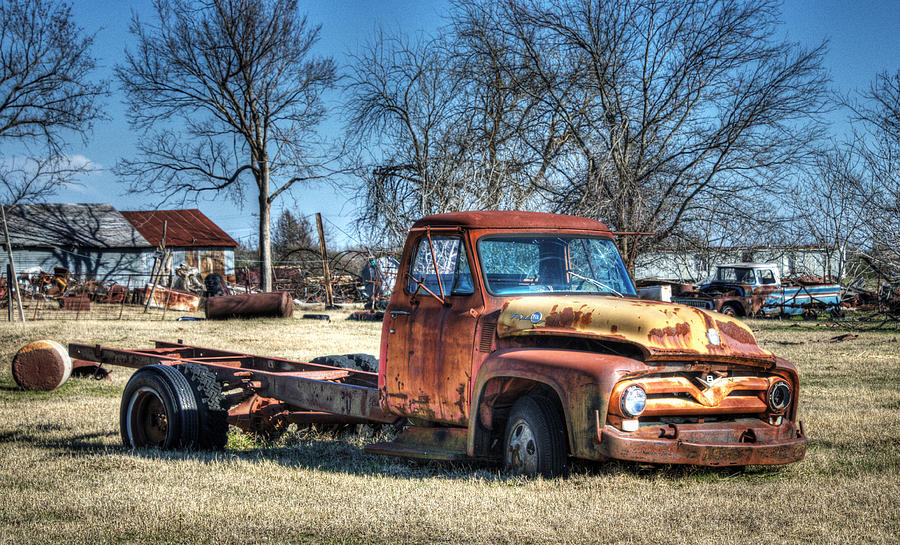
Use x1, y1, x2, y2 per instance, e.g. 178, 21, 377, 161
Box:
503, 395, 568, 478
720, 303, 739, 317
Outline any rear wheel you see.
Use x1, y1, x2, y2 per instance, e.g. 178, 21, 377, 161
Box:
503, 395, 568, 478
120, 365, 198, 449
176, 364, 229, 450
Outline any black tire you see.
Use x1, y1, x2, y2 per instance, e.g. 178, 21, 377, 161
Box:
344, 353, 378, 373
120, 365, 199, 449
175, 364, 229, 450
311, 354, 371, 372
503, 395, 568, 478
71, 364, 110, 380
720, 303, 740, 317
204, 273, 227, 297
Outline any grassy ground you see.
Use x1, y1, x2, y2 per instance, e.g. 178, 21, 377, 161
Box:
0, 312, 897, 544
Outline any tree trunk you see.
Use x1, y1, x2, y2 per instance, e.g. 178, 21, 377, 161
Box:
258, 165, 273, 292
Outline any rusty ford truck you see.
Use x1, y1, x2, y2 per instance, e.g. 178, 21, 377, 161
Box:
671, 263, 842, 319
16, 211, 807, 477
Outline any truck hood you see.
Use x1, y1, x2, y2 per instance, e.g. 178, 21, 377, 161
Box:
498, 296, 775, 367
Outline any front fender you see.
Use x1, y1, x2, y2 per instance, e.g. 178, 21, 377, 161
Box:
468, 348, 648, 458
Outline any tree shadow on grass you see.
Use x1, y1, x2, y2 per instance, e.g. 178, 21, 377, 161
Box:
0, 424, 789, 483
567, 457, 787, 482
0, 429, 120, 453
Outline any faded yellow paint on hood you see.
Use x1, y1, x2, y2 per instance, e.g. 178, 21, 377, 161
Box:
498, 296, 775, 367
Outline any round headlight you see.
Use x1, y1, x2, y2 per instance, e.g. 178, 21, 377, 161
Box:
621, 385, 647, 417
767, 380, 792, 412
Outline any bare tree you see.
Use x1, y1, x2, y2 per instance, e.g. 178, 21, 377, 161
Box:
788, 146, 869, 281
116, 0, 337, 291
844, 70, 900, 279
0, 0, 107, 204
451, 0, 572, 211
479, 0, 829, 264
346, 16, 572, 245
345, 32, 471, 245
0, 155, 97, 206
348, 0, 828, 262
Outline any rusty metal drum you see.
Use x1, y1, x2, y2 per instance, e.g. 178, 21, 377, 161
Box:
12, 339, 72, 391
205, 291, 294, 320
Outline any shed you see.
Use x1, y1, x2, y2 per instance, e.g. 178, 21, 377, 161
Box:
121, 209, 237, 277
635, 245, 844, 283
0, 203, 153, 282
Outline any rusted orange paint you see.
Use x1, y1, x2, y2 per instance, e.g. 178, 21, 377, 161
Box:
498, 296, 775, 366
608, 375, 782, 417
647, 322, 692, 349
143, 285, 200, 312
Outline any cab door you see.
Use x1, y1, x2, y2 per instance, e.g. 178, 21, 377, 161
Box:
382, 232, 482, 425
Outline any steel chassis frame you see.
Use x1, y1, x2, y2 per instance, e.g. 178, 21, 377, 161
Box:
68, 341, 398, 433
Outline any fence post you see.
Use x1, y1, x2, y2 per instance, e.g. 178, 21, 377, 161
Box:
119, 275, 131, 320
2, 206, 25, 323
316, 212, 335, 309
161, 285, 172, 321
6, 264, 12, 321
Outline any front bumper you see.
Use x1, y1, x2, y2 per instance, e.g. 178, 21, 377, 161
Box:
595, 418, 807, 466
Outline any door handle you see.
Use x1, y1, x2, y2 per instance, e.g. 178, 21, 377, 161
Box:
390, 310, 411, 318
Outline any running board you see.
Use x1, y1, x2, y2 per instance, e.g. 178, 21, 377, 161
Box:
365, 426, 469, 461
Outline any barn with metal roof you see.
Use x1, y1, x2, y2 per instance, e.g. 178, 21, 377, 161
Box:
121, 209, 237, 277
0, 203, 154, 282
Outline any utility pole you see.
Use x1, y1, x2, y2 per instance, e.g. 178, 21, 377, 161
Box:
315, 213, 335, 309
1, 206, 25, 323
144, 220, 168, 312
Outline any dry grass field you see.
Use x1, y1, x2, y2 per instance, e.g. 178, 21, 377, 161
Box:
0, 311, 897, 544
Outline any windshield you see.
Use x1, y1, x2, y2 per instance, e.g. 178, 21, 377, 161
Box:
715, 267, 755, 283
477, 235, 636, 296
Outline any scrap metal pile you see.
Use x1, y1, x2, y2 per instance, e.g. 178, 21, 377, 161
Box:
7, 266, 204, 314
235, 250, 398, 306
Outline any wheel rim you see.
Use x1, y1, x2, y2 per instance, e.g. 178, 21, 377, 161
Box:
505, 419, 538, 475
127, 386, 169, 447
722, 306, 736, 316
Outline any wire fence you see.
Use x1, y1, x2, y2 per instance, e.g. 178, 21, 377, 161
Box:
3, 273, 205, 321
3, 249, 401, 321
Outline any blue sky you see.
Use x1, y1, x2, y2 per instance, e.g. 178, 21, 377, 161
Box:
53, 0, 900, 248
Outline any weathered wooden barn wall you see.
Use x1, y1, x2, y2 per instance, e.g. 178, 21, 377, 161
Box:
171, 247, 235, 276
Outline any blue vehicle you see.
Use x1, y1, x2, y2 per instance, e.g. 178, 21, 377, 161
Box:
672, 263, 842, 318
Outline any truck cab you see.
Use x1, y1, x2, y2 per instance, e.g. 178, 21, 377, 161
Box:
375, 212, 807, 476
706, 263, 782, 288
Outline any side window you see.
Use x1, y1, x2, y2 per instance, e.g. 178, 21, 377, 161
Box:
758, 269, 777, 285
406, 236, 474, 296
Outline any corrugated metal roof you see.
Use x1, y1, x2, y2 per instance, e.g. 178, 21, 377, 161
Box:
121, 209, 238, 248
3, 203, 152, 249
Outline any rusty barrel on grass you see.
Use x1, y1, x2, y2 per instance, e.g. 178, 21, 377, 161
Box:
205, 291, 294, 320
12, 340, 72, 391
